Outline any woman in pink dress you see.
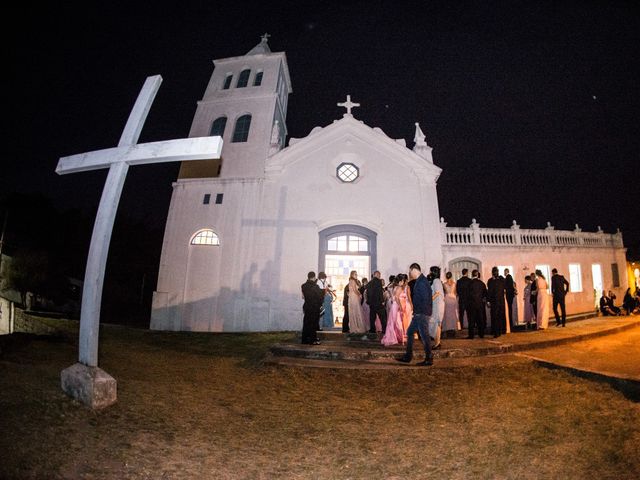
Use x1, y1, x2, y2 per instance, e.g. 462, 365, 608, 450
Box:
396, 274, 413, 336
382, 274, 407, 346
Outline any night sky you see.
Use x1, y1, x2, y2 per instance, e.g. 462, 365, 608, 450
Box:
6, 1, 640, 262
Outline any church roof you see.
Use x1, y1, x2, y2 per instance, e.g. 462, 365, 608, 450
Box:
266, 115, 441, 183
245, 34, 272, 55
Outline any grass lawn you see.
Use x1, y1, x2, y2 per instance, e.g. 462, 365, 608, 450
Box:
0, 320, 638, 479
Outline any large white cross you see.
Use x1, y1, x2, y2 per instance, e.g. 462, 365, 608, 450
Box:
337, 94, 360, 116
56, 75, 222, 368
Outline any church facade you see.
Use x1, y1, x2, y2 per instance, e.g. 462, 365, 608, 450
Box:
151, 38, 628, 332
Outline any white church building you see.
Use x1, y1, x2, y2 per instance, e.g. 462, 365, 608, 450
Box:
151, 37, 628, 332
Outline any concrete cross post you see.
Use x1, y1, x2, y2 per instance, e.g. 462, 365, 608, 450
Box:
56, 75, 222, 408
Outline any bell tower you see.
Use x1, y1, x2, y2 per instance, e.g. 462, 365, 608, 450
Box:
179, 34, 292, 179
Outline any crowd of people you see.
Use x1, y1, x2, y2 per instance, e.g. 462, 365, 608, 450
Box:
301, 264, 635, 364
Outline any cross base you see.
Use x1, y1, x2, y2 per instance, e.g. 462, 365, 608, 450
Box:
61, 363, 117, 409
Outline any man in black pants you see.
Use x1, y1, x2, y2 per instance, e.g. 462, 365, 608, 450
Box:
341, 283, 350, 333
487, 266, 507, 338
456, 268, 471, 329
504, 268, 516, 328
301, 271, 324, 344
366, 270, 387, 335
551, 268, 570, 327
467, 270, 487, 339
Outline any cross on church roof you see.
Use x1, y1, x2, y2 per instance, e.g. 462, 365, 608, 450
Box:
337, 95, 360, 116
261, 32, 271, 42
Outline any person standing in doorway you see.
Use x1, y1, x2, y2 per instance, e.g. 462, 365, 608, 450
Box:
535, 269, 550, 329
301, 271, 324, 345
551, 268, 570, 327
529, 272, 538, 327
467, 269, 487, 339
523, 275, 535, 329
504, 268, 517, 328
396, 263, 433, 366
366, 270, 388, 336
456, 268, 471, 330
442, 271, 459, 337
487, 266, 507, 338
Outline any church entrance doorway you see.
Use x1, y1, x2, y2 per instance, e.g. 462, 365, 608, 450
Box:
449, 257, 481, 280
318, 226, 377, 327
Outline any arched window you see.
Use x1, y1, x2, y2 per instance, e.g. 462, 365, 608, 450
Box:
191, 229, 220, 246
209, 116, 227, 137
253, 71, 263, 86
327, 234, 369, 253
236, 69, 251, 88
223, 74, 233, 90
232, 114, 252, 143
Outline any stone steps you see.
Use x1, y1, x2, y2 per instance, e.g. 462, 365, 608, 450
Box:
272, 316, 640, 367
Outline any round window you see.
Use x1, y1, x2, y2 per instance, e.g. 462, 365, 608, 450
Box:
337, 163, 359, 182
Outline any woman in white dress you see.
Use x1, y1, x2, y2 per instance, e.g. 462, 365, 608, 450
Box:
442, 271, 459, 337
347, 270, 366, 334
429, 266, 445, 349
535, 269, 550, 329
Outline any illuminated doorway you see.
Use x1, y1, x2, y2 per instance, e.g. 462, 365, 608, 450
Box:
318, 226, 377, 326
592, 264, 603, 308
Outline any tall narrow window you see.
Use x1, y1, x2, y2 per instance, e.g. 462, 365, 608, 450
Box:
223, 74, 233, 90
254, 71, 263, 86
611, 263, 620, 288
209, 116, 227, 137
569, 264, 583, 292
232, 114, 252, 143
237, 69, 251, 88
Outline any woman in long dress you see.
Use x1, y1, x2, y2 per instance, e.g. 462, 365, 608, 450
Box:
381, 278, 404, 346
429, 266, 445, 348
397, 274, 413, 335
522, 275, 534, 329
322, 285, 336, 329
535, 270, 550, 329
347, 270, 366, 333
442, 272, 459, 337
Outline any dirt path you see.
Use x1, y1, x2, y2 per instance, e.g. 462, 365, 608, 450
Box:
518, 325, 640, 381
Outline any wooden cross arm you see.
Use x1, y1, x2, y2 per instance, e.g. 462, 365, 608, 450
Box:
56, 136, 223, 175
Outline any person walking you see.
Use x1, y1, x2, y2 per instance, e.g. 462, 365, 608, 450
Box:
551, 268, 570, 327
396, 263, 433, 366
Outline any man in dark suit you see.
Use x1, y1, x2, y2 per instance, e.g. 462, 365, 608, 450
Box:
487, 266, 507, 338
456, 268, 472, 329
301, 271, 324, 344
504, 268, 516, 328
467, 269, 487, 339
551, 268, 570, 327
366, 270, 387, 334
